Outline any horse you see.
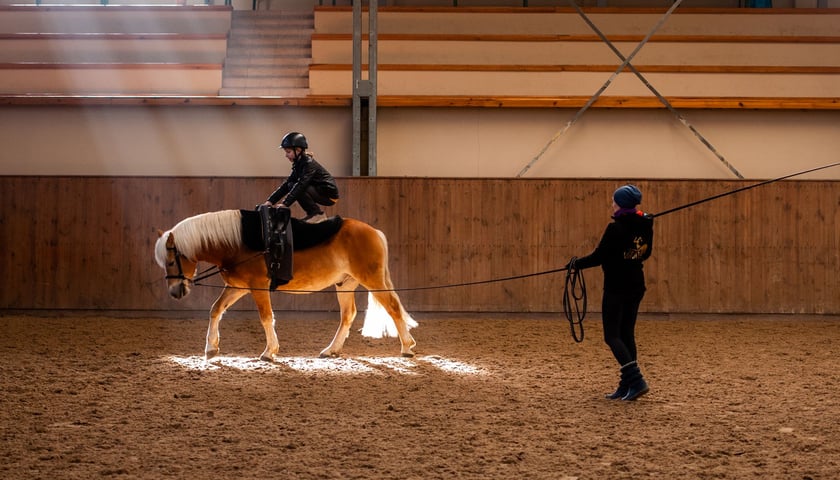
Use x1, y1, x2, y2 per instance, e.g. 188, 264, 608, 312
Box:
154, 210, 417, 361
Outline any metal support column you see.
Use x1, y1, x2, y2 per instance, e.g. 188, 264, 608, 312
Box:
352, 0, 378, 177
368, 0, 378, 176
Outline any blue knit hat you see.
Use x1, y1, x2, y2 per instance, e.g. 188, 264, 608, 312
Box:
613, 184, 642, 208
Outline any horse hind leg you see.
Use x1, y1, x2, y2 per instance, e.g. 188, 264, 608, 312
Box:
369, 290, 417, 358
206, 286, 248, 360
358, 229, 417, 357
320, 277, 360, 358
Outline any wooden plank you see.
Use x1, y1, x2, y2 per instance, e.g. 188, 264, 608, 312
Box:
0, 62, 223, 70
0, 32, 228, 40
0, 5, 233, 35
0, 95, 352, 106
0, 64, 223, 95
310, 68, 840, 98
314, 6, 840, 14
0, 94, 837, 110
0, 5, 232, 12
375, 96, 840, 109
312, 33, 840, 43
310, 63, 840, 74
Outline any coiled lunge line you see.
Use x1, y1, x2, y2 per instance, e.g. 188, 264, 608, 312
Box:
562, 257, 587, 343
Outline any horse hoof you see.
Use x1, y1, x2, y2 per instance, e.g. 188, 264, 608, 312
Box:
205, 349, 219, 360
259, 354, 275, 363
401, 351, 416, 358
319, 350, 339, 358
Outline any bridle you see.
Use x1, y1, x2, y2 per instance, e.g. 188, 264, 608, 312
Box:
164, 244, 190, 283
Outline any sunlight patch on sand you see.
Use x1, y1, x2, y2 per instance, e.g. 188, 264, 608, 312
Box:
167, 354, 486, 376
357, 356, 417, 375
419, 355, 485, 375
276, 357, 377, 374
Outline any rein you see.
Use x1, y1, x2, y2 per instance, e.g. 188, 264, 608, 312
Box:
164, 244, 261, 285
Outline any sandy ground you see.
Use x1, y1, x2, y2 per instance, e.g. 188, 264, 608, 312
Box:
1, 311, 838, 479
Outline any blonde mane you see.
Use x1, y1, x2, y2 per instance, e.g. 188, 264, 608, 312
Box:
155, 210, 242, 266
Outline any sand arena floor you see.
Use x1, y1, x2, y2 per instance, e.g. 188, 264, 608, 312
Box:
1, 312, 838, 479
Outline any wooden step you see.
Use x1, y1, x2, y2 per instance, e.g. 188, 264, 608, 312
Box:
222, 9, 313, 97
218, 87, 310, 97
233, 12, 314, 29
225, 56, 310, 67
227, 31, 314, 48
224, 64, 309, 78
222, 74, 308, 88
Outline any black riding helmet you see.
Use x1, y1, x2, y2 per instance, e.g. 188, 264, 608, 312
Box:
280, 132, 308, 150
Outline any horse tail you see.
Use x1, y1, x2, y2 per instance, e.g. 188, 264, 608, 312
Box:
361, 291, 418, 338
360, 228, 418, 339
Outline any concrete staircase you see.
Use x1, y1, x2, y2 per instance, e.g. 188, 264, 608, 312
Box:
220, 10, 313, 97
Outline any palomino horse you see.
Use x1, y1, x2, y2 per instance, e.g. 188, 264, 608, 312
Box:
154, 210, 417, 361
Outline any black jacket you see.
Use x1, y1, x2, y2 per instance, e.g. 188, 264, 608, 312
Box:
267, 154, 339, 206
574, 210, 654, 294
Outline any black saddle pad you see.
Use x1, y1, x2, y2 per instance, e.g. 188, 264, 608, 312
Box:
240, 209, 343, 252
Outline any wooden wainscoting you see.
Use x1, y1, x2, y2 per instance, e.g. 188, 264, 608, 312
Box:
2, 176, 838, 314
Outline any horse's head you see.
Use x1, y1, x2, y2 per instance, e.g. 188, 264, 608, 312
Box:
155, 230, 198, 300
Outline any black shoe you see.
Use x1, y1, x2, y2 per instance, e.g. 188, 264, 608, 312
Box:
606, 361, 634, 400
302, 212, 327, 224
615, 360, 649, 401
605, 384, 629, 400
621, 378, 650, 401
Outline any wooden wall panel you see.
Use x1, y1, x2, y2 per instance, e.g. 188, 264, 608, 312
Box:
1, 176, 838, 314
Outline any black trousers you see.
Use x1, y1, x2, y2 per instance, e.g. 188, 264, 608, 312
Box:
601, 289, 645, 366
296, 185, 338, 216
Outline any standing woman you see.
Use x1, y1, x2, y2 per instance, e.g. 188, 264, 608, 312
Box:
570, 184, 654, 401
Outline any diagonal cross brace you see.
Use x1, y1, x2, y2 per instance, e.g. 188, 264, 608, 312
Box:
569, 2, 743, 179
518, 0, 704, 178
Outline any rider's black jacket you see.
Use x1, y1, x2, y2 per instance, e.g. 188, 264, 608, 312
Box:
267, 154, 339, 207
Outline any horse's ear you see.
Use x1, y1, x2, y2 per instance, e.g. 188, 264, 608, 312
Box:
165, 232, 175, 248
156, 229, 164, 238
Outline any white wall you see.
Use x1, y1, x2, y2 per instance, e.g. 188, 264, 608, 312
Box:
1, 105, 838, 180
0, 106, 352, 177
376, 108, 840, 179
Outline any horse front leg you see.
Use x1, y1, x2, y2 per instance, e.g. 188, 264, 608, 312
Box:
206, 286, 248, 360
251, 288, 280, 362
320, 278, 360, 358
